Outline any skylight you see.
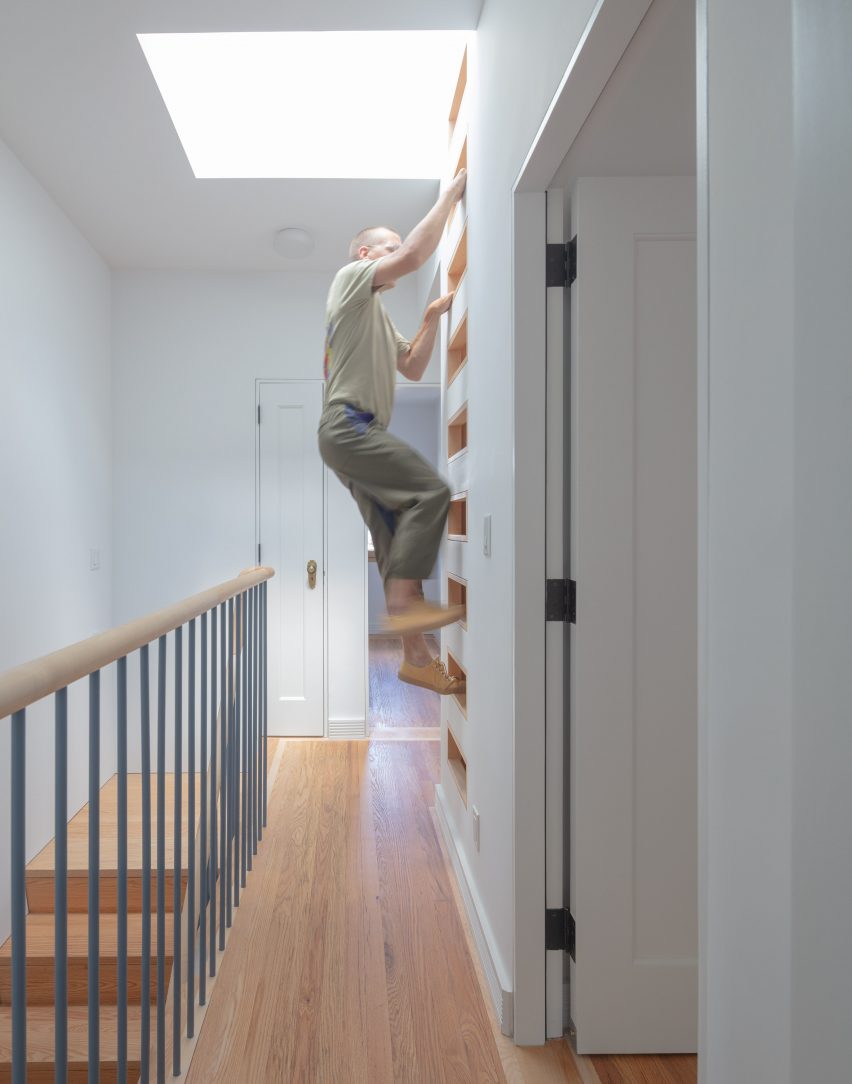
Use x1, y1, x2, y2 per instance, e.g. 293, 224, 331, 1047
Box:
138, 31, 469, 180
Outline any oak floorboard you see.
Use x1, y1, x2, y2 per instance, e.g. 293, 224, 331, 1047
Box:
369, 635, 441, 729
185, 741, 394, 1084
186, 738, 503, 1083
372, 741, 504, 1083
591, 1055, 696, 1084
186, 734, 695, 1084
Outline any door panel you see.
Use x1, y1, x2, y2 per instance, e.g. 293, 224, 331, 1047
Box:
569, 176, 697, 1052
259, 382, 324, 736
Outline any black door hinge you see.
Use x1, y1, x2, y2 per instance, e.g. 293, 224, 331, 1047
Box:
257, 404, 261, 424
257, 543, 261, 564
546, 579, 576, 623
546, 908, 576, 959
545, 237, 577, 288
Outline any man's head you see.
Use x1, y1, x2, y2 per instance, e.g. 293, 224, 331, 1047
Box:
349, 226, 402, 288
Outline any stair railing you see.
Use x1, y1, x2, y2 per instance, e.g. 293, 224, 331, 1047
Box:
0, 566, 274, 1084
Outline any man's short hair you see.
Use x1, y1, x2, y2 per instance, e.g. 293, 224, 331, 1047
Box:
349, 226, 397, 260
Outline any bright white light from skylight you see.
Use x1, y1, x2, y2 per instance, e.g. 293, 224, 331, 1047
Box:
138, 31, 469, 180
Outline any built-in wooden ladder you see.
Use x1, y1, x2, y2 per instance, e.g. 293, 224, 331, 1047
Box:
0, 774, 195, 1083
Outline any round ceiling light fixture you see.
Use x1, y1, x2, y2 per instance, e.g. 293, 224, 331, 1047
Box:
273, 227, 315, 259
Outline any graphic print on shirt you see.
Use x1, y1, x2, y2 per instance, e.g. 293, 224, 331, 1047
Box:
323, 319, 335, 381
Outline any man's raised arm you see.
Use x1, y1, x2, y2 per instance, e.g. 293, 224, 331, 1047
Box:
373, 169, 467, 288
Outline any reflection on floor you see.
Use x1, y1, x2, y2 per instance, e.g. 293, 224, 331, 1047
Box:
186, 738, 506, 1083
369, 634, 440, 729
185, 738, 697, 1084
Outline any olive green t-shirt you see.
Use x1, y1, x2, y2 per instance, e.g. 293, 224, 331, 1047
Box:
322, 259, 411, 427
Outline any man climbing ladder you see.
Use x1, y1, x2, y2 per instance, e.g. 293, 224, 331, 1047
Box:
318, 169, 467, 695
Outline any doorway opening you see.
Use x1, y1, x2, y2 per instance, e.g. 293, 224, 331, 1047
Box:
512, 0, 699, 1054
367, 384, 443, 732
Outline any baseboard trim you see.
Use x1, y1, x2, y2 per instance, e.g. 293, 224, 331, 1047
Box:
435, 784, 514, 1036
327, 716, 367, 739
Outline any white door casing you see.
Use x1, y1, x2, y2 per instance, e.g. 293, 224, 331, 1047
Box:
258, 380, 325, 737
545, 187, 570, 1039
569, 176, 697, 1053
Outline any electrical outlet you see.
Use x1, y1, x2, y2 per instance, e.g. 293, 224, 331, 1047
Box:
472, 805, 480, 850
483, 514, 492, 557
89, 549, 100, 571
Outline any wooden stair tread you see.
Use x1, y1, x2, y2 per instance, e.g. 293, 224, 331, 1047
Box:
0, 1005, 143, 1062
28, 774, 202, 874
25, 872, 187, 916
0, 914, 175, 1004
0, 914, 173, 959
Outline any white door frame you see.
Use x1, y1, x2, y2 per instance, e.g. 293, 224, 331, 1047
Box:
510, 0, 657, 1046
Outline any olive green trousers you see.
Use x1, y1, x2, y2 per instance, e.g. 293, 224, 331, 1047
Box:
318, 403, 451, 584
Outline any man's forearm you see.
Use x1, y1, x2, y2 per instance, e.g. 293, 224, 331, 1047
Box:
403, 189, 457, 268
400, 313, 441, 381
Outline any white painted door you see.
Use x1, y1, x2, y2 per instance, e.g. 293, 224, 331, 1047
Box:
258, 381, 325, 737
569, 176, 697, 1053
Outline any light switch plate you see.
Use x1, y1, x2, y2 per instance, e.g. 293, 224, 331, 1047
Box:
472, 805, 481, 850
89, 549, 100, 571
483, 514, 492, 557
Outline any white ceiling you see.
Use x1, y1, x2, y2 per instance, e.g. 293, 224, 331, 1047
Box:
0, 1, 482, 271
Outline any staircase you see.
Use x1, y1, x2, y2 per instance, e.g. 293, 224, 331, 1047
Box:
0, 774, 192, 1083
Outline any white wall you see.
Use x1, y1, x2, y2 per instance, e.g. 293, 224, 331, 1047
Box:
367, 393, 442, 630
112, 269, 424, 755
699, 2, 795, 1080
435, 0, 600, 1033
697, 0, 844, 1080
789, 1, 852, 1080
0, 135, 114, 943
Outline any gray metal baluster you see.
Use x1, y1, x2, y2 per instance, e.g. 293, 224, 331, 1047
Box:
88, 671, 100, 1084
234, 594, 241, 908
173, 627, 182, 1076
199, 612, 208, 1004
219, 601, 226, 949
10, 709, 25, 1084
187, 619, 196, 1037
55, 688, 68, 1084
211, 606, 219, 969
140, 645, 151, 1084
263, 581, 268, 829
242, 591, 248, 883
226, 596, 233, 927
187, 619, 196, 1036
157, 635, 166, 1084
254, 584, 260, 852
255, 584, 261, 847
117, 656, 128, 1084
247, 589, 253, 867
235, 594, 242, 888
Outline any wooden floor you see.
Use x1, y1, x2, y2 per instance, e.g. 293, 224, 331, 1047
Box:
369, 635, 440, 729
186, 736, 696, 1084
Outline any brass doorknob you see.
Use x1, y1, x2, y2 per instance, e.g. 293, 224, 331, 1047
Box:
307, 560, 317, 589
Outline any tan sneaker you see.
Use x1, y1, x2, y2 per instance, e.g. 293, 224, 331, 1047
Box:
382, 601, 465, 636
399, 657, 466, 695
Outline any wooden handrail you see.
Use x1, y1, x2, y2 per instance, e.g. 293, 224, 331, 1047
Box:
0, 566, 275, 720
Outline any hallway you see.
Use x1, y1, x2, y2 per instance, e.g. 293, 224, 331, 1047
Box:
186, 735, 697, 1083
369, 635, 441, 731
185, 737, 504, 1083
